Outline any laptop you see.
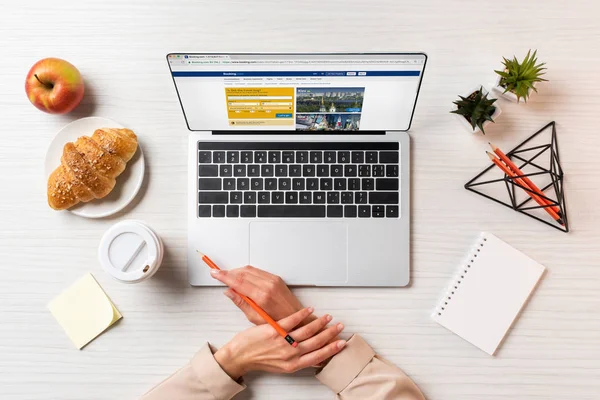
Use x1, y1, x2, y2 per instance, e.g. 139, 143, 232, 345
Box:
167, 53, 427, 286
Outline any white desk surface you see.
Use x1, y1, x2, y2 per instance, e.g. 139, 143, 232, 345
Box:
1, 1, 599, 399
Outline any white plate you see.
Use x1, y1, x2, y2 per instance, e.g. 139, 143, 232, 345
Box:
45, 117, 145, 218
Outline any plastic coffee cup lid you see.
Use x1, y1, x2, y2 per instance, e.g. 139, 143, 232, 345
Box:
98, 220, 163, 283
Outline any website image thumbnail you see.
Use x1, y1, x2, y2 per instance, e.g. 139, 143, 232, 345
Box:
296, 113, 361, 131
296, 87, 365, 113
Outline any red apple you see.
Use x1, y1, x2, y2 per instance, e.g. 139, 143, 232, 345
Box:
25, 58, 85, 114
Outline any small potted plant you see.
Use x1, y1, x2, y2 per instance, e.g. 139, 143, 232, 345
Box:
451, 86, 501, 135
492, 49, 547, 103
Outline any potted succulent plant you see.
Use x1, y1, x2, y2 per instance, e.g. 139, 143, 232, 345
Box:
451, 86, 501, 135
492, 49, 547, 103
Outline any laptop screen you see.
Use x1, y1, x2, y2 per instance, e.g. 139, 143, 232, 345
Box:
168, 53, 426, 132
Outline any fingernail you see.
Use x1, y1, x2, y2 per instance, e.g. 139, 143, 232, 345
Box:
337, 323, 344, 332
337, 340, 346, 349
326, 314, 333, 322
210, 270, 220, 277
307, 306, 314, 313
224, 290, 234, 300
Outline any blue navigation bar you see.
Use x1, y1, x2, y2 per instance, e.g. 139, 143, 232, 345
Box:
172, 71, 420, 77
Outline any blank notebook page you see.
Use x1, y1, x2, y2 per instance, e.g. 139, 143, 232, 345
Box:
432, 232, 545, 355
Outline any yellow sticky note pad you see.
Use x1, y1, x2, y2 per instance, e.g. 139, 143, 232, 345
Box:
48, 273, 122, 349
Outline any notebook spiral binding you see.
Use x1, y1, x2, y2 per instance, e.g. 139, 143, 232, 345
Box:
434, 234, 488, 317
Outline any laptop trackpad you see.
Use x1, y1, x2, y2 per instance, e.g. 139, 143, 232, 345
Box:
249, 221, 348, 285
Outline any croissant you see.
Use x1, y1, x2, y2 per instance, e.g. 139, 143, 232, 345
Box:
48, 128, 138, 210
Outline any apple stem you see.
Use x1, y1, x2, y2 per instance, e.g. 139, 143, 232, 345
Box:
34, 74, 54, 89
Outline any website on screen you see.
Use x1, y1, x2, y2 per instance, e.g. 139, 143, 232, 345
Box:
169, 54, 426, 132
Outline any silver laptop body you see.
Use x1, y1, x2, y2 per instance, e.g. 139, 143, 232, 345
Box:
168, 53, 426, 286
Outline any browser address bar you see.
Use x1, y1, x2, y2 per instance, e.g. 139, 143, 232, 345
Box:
190, 60, 417, 65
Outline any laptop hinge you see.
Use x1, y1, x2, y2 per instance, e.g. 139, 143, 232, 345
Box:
212, 130, 385, 135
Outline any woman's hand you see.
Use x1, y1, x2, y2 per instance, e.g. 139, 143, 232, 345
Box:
214, 307, 345, 380
210, 266, 306, 324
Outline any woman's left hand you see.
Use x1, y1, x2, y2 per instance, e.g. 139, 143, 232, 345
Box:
214, 307, 345, 379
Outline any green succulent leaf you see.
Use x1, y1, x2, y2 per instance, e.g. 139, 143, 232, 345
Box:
494, 49, 547, 102
450, 86, 497, 134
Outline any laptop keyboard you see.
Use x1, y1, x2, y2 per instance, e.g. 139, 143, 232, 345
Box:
197, 142, 400, 218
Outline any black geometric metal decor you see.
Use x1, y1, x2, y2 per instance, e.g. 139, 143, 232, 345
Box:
465, 121, 568, 232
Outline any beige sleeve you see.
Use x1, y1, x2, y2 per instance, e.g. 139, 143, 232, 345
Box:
316, 335, 426, 400
141, 343, 246, 400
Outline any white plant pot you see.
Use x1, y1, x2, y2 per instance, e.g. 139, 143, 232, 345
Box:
491, 75, 535, 103
452, 86, 502, 134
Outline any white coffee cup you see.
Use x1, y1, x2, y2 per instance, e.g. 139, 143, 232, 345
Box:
98, 220, 164, 283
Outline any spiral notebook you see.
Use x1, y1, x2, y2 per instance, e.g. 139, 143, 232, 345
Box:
432, 232, 545, 355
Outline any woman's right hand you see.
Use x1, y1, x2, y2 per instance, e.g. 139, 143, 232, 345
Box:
210, 266, 307, 324
214, 307, 345, 380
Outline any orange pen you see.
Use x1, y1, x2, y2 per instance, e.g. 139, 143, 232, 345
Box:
487, 152, 563, 225
489, 142, 561, 216
196, 251, 298, 347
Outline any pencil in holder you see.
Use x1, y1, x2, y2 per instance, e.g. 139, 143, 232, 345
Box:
465, 121, 568, 232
